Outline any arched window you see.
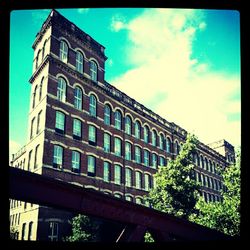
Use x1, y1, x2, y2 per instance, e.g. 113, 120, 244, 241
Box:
135, 121, 141, 139
72, 151, 80, 173
144, 126, 149, 143
135, 146, 141, 164
152, 130, 157, 146
74, 87, 82, 110
159, 134, 164, 150
60, 40, 68, 63
135, 171, 142, 189
125, 116, 132, 135
21, 223, 26, 240
28, 222, 33, 241
174, 140, 179, 154
104, 104, 111, 125
34, 144, 39, 169
144, 149, 150, 167
166, 137, 171, 153
39, 78, 43, 101
125, 142, 132, 160
152, 153, 157, 168
36, 50, 41, 69
125, 168, 132, 187
204, 158, 208, 170
32, 85, 38, 109
57, 77, 66, 102
42, 40, 47, 60
89, 94, 97, 117
76, 51, 83, 73
200, 155, 204, 168
90, 60, 97, 81
53, 145, 63, 169
55, 111, 65, 134
114, 110, 122, 130
144, 174, 151, 191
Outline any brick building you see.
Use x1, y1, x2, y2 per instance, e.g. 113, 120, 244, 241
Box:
9, 9, 235, 241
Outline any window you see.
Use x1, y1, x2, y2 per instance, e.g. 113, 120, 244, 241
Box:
73, 119, 81, 139
166, 137, 171, 153
48, 222, 58, 241
135, 121, 141, 139
125, 116, 132, 135
37, 50, 41, 68
114, 165, 121, 184
174, 140, 179, 154
135, 197, 142, 205
42, 40, 47, 60
74, 87, 82, 110
39, 78, 43, 101
34, 145, 39, 169
144, 126, 149, 143
90, 60, 97, 81
76, 51, 83, 73
87, 155, 96, 176
114, 137, 122, 156
208, 160, 212, 172
21, 223, 26, 240
200, 155, 204, 169
125, 168, 132, 187
152, 153, 157, 168
88, 125, 96, 144
103, 162, 111, 182
114, 110, 122, 130
135, 146, 141, 164
28, 222, 33, 241
144, 174, 151, 191
89, 94, 97, 117
152, 130, 157, 146
55, 111, 65, 134
204, 158, 208, 170
37, 111, 42, 134
57, 77, 66, 102
125, 196, 133, 202
60, 40, 68, 63
159, 156, 165, 166
159, 134, 164, 150
144, 150, 149, 166
135, 171, 142, 189
28, 150, 32, 171
104, 133, 111, 152
32, 86, 37, 109
30, 117, 35, 139
53, 145, 63, 169
125, 142, 132, 160
72, 151, 80, 173
104, 104, 111, 125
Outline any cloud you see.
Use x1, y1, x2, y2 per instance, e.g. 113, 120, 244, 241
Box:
77, 8, 89, 14
9, 140, 21, 163
110, 14, 126, 32
109, 9, 240, 148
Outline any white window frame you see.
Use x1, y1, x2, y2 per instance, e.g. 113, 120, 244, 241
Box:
135, 146, 141, 163
135, 121, 141, 139
60, 40, 68, 63
72, 151, 80, 171
103, 162, 111, 182
53, 145, 63, 167
114, 110, 122, 130
104, 133, 111, 152
76, 51, 83, 73
55, 111, 65, 132
73, 119, 81, 138
125, 168, 132, 187
144, 150, 149, 166
57, 77, 66, 102
114, 137, 122, 156
48, 222, 59, 241
89, 94, 97, 117
104, 105, 111, 125
125, 116, 132, 135
74, 87, 82, 110
87, 155, 96, 175
90, 60, 97, 81
88, 125, 96, 143
125, 142, 132, 160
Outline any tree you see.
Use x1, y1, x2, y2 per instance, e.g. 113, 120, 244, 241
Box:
190, 149, 241, 236
64, 214, 100, 242
146, 133, 200, 220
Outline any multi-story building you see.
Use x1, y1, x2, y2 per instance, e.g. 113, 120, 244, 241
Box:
10, 9, 235, 241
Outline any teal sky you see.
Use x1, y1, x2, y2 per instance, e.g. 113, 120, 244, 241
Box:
9, 8, 240, 153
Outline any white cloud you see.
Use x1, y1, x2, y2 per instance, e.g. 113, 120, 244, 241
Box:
199, 21, 207, 30
9, 140, 21, 163
110, 14, 126, 32
110, 9, 241, 148
77, 8, 89, 14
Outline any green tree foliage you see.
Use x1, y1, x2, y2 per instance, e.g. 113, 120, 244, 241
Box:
146, 134, 200, 220
190, 149, 241, 236
144, 231, 154, 242
65, 214, 100, 242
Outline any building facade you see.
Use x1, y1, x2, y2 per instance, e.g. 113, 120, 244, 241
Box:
10, 9, 235, 241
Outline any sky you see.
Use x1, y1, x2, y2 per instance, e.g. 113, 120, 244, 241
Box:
9, 8, 241, 159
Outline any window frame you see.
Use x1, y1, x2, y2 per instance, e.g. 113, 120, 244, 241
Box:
104, 104, 111, 125
73, 118, 82, 140
55, 111, 65, 134
57, 77, 66, 102
53, 145, 63, 169
114, 110, 122, 130
90, 60, 98, 81
76, 50, 83, 73
74, 86, 82, 110
89, 94, 97, 117
60, 40, 68, 63
72, 151, 81, 173
87, 155, 96, 176
88, 125, 96, 145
